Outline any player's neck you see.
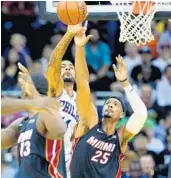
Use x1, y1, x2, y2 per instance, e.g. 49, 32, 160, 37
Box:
64, 82, 74, 97
102, 119, 117, 136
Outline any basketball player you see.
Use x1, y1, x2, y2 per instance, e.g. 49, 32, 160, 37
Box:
23, 24, 88, 176
70, 24, 148, 178
1, 74, 67, 178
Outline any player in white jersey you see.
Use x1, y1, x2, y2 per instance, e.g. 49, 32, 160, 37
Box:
19, 24, 88, 177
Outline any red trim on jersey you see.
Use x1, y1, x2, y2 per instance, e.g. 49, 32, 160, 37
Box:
55, 140, 63, 178
46, 140, 54, 178
69, 137, 80, 170
72, 137, 80, 153
116, 153, 125, 178
45, 140, 63, 178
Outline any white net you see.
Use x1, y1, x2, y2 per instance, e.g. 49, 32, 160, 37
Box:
111, 1, 158, 46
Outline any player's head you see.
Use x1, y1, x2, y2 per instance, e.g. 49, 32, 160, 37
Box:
21, 74, 48, 98
32, 74, 48, 95
102, 97, 125, 121
61, 60, 75, 83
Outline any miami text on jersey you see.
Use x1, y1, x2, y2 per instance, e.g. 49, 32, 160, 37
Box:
87, 136, 116, 152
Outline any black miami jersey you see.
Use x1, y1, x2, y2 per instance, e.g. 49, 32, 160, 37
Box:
71, 122, 124, 178
17, 113, 66, 178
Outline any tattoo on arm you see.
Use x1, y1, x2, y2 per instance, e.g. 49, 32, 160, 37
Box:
49, 32, 74, 66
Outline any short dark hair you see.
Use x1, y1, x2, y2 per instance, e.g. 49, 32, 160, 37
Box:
31, 74, 48, 96
104, 97, 125, 112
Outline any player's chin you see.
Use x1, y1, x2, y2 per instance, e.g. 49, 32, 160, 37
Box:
103, 113, 113, 119
103, 112, 119, 121
63, 77, 75, 83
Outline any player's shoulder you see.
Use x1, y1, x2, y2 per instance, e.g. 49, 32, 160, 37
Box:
56, 89, 64, 99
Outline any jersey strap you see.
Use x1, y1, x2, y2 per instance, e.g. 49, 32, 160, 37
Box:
116, 153, 125, 178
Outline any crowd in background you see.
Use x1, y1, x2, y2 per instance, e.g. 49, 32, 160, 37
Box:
1, 1, 171, 178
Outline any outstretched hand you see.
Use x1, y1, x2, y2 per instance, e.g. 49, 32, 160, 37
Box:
74, 21, 93, 47
112, 55, 128, 82
18, 63, 40, 98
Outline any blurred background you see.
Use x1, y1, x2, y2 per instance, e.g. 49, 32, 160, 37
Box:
1, 1, 171, 178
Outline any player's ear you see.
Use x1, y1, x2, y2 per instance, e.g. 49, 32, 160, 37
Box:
120, 111, 125, 118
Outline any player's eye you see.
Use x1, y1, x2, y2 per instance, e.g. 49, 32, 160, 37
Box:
114, 102, 118, 106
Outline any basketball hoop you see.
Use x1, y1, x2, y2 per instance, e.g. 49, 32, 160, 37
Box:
110, 0, 169, 46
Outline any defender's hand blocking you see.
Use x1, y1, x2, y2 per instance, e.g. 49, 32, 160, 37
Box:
18, 63, 40, 98
74, 21, 93, 47
113, 55, 128, 82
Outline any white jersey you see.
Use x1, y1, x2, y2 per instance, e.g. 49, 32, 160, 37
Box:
57, 89, 78, 174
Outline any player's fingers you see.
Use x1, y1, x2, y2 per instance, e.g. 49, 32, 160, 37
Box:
112, 64, 118, 72
18, 78, 26, 87
84, 20, 88, 28
19, 72, 27, 80
85, 35, 93, 43
115, 56, 120, 64
79, 27, 87, 35
118, 55, 126, 68
18, 62, 28, 73
116, 55, 123, 66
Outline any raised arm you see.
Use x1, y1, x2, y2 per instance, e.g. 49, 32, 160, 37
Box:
113, 55, 147, 152
74, 22, 98, 137
46, 26, 85, 97
46, 32, 74, 97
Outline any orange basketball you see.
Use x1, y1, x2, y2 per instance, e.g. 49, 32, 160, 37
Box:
132, 1, 156, 15
57, 1, 87, 25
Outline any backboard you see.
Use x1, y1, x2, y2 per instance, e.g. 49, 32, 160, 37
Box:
38, 1, 171, 22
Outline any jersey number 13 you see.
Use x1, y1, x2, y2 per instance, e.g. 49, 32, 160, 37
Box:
20, 141, 31, 157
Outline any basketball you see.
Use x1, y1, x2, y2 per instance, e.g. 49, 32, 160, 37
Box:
57, 1, 87, 25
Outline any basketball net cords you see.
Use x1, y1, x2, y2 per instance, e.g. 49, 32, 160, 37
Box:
111, 1, 158, 45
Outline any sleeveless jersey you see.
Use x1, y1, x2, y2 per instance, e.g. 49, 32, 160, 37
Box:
71, 122, 124, 178
57, 89, 78, 165
43, 89, 78, 177
17, 114, 66, 178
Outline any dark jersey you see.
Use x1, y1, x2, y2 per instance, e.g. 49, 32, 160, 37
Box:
71, 122, 124, 178
17, 114, 66, 178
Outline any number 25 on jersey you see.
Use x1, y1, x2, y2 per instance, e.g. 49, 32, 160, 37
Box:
91, 150, 111, 164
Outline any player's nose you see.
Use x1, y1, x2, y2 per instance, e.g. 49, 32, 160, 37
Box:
107, 104, 113, 109
65, 67, 70, 71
